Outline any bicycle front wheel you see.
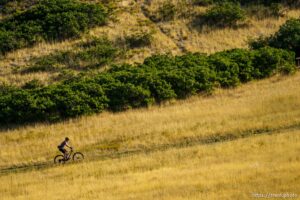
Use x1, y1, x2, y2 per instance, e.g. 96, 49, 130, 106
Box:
54, 155, 65, 164
73, 152, 84, 162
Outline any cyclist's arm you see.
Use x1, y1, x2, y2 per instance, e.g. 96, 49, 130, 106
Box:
66, 143, 72, 149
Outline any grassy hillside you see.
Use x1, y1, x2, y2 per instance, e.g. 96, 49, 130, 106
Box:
1, 71, 300, 167
1, 129, 299, 200
0, 72, 299, 199
1, 1, 300, 199
0, 0, 299, 86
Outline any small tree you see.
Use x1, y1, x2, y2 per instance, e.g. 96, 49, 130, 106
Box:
201, 2, 246, 28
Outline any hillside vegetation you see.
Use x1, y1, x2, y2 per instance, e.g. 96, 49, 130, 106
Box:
1, 0, 300, 125
0, 0, 299, 86
0, 71, 299, 199
0, 1, 300, 199
0, 46, 295, 124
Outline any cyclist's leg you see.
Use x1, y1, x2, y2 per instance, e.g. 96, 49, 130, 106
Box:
62, 149, 67, 160
59, 148, 67, 160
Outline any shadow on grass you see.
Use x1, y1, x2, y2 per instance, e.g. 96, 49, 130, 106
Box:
189, 14, 249, 33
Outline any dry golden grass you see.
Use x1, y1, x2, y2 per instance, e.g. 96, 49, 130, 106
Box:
0, 71, 299, 169
145, 0, 300, 53
0, 126, 299, 200
0, 71, 299, 199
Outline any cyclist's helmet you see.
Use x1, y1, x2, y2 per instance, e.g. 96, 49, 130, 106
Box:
65, 137, 70, 141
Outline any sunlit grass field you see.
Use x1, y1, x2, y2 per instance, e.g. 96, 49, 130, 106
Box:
0, 72, 299, 199
0, 125, 299, 199
1, 72, 300, 167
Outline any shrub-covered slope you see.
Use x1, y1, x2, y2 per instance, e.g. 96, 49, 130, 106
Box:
0, 46, 295, 125
0, 0, 299, 125
0, 0, 299, 87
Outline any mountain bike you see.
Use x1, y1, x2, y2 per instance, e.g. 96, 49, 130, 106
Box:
54, 148, 84, 164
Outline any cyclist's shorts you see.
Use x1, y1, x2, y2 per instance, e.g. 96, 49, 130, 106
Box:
58, 147, 66, 154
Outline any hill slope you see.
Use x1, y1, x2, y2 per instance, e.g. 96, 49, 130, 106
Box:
0, 1, 300, 199
0, 72, 300, 199
0, 0, 299, 86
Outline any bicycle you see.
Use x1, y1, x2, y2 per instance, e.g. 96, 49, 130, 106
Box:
54, 148, 84, 164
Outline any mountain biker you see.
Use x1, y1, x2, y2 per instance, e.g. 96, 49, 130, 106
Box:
58, 137, 72, 161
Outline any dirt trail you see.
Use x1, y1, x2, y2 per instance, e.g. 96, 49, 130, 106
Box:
1, 123, 299, 176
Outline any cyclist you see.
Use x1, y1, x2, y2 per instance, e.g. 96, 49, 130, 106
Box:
58, 137, 72, 161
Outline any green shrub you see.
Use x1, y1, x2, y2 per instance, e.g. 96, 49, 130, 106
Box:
142, 53, 215, 97
0, 89, 36, 123
0, 0, 109, 55
103, 82, 154, 111
139, 74, 177, 102
216, 49, 258, 82
107, 66, 177, 102
249, 18, 300, 55
268, 18, 300, 52
125, 31, 153, 48
208, 53, 240, 87
77, 37, 119, 68
63, 81, 109, 115
0, 80, 109, 124
0, 30, 21, 54
143, 54, 177, 70
248, 35, 270, 50
200, 2, 246, 28
174, 53, 215, 92
252, 47, 296, 78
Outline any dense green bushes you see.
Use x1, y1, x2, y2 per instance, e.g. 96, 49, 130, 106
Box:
0, 0, 109, 54
193, 0, 294, 27
250, 18, 300, 55
0, 81, 109, 123
0, 47, 295, 125
197, 2, 246, 28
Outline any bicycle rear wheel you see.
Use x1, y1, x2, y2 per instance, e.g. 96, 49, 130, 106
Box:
73, 152, 84, 162
54, 155, 65, 164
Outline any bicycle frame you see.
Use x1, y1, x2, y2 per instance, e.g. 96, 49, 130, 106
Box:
65, 149, 73, 160
54, 148, 84, 164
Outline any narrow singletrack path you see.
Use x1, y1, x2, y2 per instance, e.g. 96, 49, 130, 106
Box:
1, 123, 299, 176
